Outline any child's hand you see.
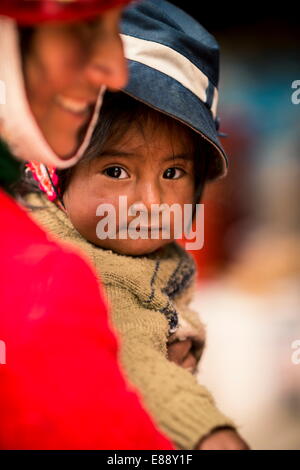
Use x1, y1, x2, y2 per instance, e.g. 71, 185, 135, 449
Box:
196, 428, 250, 450
167, 339, 197, 370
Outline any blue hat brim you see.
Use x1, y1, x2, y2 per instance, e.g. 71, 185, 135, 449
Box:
124, 60, 228, 180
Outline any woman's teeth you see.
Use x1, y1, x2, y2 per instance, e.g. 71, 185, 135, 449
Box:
56, 95, 90, 114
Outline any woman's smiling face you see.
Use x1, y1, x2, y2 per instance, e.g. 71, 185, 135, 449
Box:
22, 7, 128, 158
63, 115, 197, 256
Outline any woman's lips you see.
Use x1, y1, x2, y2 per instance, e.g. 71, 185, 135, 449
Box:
55, 94, 95, 115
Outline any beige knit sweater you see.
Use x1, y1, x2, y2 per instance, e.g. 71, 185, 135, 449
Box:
26, 193, 235, 449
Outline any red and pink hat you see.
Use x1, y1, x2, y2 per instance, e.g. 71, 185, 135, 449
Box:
0, 0, 134, 25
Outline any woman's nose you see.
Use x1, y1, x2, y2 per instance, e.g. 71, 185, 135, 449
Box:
84, 25, 128, 91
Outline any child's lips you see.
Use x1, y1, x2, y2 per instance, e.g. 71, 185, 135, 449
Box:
117, 225, 164, 234
125, 226, 163, 232
139, 226, 162, 231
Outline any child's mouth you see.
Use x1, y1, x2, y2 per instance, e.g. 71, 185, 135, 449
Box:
116, 226, 170, 240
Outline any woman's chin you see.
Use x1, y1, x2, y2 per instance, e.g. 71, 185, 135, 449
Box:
37, 106, 94, 159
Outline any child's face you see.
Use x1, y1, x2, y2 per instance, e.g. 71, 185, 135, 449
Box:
63, 118, 196, 255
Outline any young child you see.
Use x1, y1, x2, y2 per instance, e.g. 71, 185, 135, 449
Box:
24, 0, 248, 450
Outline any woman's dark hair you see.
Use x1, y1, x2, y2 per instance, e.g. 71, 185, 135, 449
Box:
18, 25, 36, 63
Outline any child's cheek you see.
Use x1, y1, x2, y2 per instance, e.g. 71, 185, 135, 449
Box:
85, 194, 120, 238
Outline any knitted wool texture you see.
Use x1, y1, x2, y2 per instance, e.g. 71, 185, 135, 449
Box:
26, 192, 235, 449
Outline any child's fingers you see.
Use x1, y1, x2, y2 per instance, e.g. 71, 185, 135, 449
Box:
181, 353, 198, 371
167, 339, 193, 366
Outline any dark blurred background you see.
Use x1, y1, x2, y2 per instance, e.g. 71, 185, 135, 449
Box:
170, 3, 299, 36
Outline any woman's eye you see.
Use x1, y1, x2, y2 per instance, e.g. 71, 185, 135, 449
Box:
163, 167, 185, 179
103, 166, 128, 179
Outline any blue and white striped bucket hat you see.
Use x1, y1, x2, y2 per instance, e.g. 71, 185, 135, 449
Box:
121, 0, 228, 180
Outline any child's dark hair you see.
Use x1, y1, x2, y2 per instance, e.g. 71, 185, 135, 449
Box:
57, 91, 219, 203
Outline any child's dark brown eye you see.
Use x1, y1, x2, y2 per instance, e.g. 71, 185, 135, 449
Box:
103, 166, 128, 179
163, 168, 184, 179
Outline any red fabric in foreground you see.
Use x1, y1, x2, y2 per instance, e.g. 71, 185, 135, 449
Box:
0, 189, 173, 450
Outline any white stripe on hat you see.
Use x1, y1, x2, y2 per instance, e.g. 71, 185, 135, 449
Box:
120, 33, 218, 118
211, 87, 219, 118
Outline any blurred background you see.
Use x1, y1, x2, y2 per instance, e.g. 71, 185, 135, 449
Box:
172, 2, 300, 449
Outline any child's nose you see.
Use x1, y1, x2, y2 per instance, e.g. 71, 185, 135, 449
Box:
138, 183, 163, 211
